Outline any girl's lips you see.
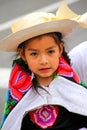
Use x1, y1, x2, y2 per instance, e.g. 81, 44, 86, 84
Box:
39, 68, 51, 72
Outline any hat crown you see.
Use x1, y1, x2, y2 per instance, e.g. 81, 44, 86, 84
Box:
11, 12, 56, 33
11, 1, 87, 34
11, 1, 79, 33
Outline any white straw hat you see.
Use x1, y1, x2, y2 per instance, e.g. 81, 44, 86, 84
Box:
0, 1, 87, 52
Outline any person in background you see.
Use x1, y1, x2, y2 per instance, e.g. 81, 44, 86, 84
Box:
0, 1, 87, 130
69, 41, 87, 85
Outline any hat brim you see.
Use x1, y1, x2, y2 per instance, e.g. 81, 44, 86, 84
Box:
0, 19, 78, 52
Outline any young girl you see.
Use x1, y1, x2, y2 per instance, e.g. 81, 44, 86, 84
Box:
0, 1, 87, 130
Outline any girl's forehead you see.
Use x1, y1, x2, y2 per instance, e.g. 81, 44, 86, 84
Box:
27, 34, 55, 42
26, 32, 60, 44
18, 32, 61, 49
26, 35, 57, 47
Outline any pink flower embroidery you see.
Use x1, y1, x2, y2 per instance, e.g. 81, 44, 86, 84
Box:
9, 64, 32, 101
30, 105, 59, 129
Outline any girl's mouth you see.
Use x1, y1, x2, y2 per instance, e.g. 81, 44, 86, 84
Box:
39, 68, 51, 73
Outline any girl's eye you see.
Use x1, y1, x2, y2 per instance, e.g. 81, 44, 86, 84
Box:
48, 50, 55, 54
30, 52, 38, 56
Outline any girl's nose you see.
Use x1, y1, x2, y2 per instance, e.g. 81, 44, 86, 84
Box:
39, 55, 48, 64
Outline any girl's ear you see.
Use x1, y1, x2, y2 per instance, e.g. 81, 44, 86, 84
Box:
59, 42, 64, 57
18, 48, 26, 62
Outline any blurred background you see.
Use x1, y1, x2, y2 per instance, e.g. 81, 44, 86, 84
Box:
0, 0, 87, 123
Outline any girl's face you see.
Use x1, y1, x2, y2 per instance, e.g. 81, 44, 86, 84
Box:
19, 35, 63, 85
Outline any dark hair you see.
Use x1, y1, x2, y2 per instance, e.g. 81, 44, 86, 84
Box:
16, 32, 71, 92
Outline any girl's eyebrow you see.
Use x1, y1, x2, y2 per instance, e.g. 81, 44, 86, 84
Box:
46, 46, 56, 50
28, 48, 38, 51
28, 46, 56, 51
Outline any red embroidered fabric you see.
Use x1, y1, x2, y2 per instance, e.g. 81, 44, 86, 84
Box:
57, 57, 80, 83
9, 64, 32, 101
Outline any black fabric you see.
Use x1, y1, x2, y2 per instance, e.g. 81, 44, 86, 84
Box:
21, 106, 87, 130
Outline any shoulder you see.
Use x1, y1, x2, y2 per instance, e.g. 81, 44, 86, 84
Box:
69, 41, 87, 65
69, 41, 87, 58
